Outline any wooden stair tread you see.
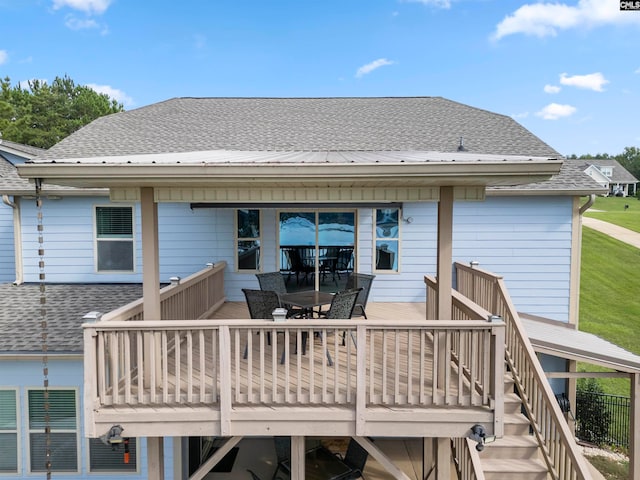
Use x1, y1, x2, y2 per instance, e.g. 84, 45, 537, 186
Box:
481, 458, 548, 472
487, 435, 538, 448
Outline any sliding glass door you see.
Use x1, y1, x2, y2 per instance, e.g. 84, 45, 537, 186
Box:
279, 210, 355, 292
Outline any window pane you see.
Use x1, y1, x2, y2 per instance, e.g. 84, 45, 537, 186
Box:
28, 390, 76, 430
318, 212, 355, 247
97, 241, 134, 271
96, 207, 133, 238
0, 433, 17, 472
0, 390, 16, 429
376, 209, 399, 239
237, 241, 260, 270
237, 209, 260, 238
279, 212, 315, 246
30, 432, 77, 472
376, 240, 398, 271
90, 437, 137, 472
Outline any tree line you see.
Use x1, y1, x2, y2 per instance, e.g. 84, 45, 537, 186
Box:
0, 75, 123, 149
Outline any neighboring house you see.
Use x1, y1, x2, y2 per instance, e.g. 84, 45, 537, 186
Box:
569, 158, 638, 197
4, 97, 640, 479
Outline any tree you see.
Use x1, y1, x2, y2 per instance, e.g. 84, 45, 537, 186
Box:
616, 146, 640, 183
0, 75, 124, 149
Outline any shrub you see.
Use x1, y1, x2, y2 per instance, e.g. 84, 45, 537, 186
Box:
576, 379, 612, 445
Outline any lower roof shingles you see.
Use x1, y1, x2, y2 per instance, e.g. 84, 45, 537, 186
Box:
0, 283, 143, 355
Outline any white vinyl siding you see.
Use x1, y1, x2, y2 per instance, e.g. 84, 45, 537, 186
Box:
0, 389, 18, 473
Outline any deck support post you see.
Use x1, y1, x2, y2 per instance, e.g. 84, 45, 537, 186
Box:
147, 437, 164, 479
290, 436, 305, 479
435, 437, 451, 480
436, 187, 454, 391
423, 438, 435, 479
631, 372, 640, 480
141, 187, 161, 320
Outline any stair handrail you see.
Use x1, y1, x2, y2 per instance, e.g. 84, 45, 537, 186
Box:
455, 262, 592, 480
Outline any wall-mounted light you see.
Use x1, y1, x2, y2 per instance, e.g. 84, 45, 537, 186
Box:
403, 217, 414, 224
468, 424, 496, 451
100, 425, 125, 450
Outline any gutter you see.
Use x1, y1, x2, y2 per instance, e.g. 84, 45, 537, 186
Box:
578, 194, 596, 215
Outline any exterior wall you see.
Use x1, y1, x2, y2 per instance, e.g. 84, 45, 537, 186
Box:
18, 195, 574, 322
453, 196, 574, 323
0, 358, 174, 479
0, 198, 15, 282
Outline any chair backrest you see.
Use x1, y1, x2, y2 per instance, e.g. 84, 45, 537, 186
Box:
343, 438, 368, 477
242, 289, 280, 319
345, 273, 376, 316
325, 288, 362, 320
255, 272, 287, 295
336, 247, 354, 272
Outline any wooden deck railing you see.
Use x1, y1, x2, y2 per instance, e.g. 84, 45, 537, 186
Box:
101, 262, 226, 322
84, 318, 505, 413
452, 437, 485, 480
455, 262, 592, 480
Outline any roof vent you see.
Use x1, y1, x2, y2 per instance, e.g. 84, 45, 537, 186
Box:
457, 136, 465, 152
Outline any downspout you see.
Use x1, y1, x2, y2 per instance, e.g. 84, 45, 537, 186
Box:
2, 194, 24, 284
578, 194, 595, 215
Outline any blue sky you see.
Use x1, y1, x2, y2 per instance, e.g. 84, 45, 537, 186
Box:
1, 0, 639, 156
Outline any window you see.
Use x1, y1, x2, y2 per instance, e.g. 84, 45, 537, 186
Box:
89, 437, 138, 472
236, 209, 261, 271
95, 206, 134, 272
374, 208, 400, 272
28, 389, 78, 473
0, 389, 18, 473
600, 166, 613, 177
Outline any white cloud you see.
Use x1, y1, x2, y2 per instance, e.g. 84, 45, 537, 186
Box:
65, 15, 99, 30
355, 58, 395, 78
86, 83, 134, 107
52, 0, 111, 15
544, 84, 561, 94
492, 0, 640, 40
536, 103, 577, 120
0, 50, 7, 65
403, 0, 451, 8
560, 72, 609, 91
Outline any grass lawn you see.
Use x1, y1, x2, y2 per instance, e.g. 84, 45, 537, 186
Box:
579, 224, 640, 396
585, 196, 640, 233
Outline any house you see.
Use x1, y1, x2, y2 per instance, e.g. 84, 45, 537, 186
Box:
569, 158, 638, 197
5, 97, 640, 479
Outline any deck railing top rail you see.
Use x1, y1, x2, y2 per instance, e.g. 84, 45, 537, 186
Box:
101, 261, 226, 322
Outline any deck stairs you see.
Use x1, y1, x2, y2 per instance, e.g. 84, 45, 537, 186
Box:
476, 374, 551, 480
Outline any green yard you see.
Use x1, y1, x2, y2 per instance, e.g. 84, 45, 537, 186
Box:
579, 196, 640, 396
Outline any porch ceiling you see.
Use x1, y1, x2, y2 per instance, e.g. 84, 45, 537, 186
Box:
18, 150, 563, 191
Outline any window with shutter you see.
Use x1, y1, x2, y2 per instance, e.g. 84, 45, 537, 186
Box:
28, 389, 78, 473
0, 389, 18, 473
95, 205, 135, 272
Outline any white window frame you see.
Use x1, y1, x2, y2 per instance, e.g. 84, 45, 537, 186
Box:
373, 208, 401, 274
0, 388, 20, 475
26, 387, 80, 474
235, 209, 262, 273
93, 205, 136, 274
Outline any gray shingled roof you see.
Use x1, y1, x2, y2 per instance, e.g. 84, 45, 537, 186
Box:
0, 283, 143, 354
489, 161, 607, 195
37, 97, 560, 160
0, 139, 45, 158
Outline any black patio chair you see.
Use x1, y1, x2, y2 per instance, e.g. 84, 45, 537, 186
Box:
283, 247, 314, 286
241, 288, 284, 361
309, 288, 362, 363
255, 272, 302, 317
345, 273, 376, 319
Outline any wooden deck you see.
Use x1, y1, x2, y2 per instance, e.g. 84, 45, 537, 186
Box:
86, 301, 503, 440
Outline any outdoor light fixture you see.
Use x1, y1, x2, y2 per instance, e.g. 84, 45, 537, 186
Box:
100, 425, 125, 450
468, 424, 496, 452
